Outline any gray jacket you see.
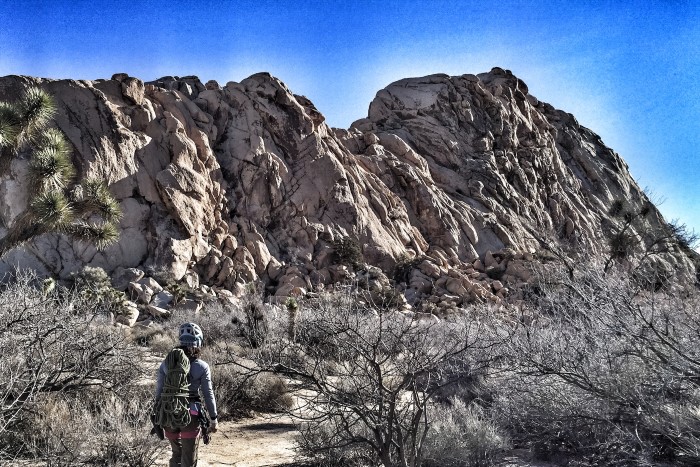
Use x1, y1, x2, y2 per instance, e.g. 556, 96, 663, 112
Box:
155, 357, 218, 420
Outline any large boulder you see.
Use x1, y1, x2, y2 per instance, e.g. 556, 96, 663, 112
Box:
0, 68, 693, 301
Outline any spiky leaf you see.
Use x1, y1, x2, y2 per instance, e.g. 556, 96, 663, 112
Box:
16, 87, 55, 147
68, 220, 119, 250
82, 178, 107, 200
19, 87, 55, 128
30, 192, 73, 228
95, 195, 122, 224
0, 102, 20, 148
29, 146, 75, 193
37, 128, 70, 154
75, 178, 122, 223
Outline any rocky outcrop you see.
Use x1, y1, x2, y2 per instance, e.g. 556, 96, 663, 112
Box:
0, 68, 694, 315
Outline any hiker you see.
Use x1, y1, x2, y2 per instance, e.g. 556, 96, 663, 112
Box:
154, 322, 219, 467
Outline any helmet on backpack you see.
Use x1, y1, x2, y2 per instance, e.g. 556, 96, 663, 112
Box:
179, 322, 204, 348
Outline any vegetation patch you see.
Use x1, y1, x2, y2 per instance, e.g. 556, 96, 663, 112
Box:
330, 235, 364, 268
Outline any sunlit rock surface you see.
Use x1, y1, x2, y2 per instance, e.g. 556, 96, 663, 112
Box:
0, 68, 693, 310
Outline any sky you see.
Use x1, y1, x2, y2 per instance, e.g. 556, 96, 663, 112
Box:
1, 0, 698, 238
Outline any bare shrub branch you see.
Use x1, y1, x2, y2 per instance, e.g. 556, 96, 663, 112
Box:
227, 289, 508, 467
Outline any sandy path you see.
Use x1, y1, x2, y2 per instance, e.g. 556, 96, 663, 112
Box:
155, 414, 301, 467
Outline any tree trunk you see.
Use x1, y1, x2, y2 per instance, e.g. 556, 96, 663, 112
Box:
0, 216, 43, 257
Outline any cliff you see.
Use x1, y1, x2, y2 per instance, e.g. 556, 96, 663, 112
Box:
0, 68, 693, 314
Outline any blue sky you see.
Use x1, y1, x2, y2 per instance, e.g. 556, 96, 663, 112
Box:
1, 0, 698, 238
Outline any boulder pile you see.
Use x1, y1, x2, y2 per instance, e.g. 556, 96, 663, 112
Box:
0, 68, 694, 317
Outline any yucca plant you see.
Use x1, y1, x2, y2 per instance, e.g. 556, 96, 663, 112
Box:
0, 102, 20, 148
0, 86, 121, 256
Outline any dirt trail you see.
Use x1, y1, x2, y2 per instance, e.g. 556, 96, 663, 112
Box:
153, 417, 554, 467
155, 414, 300, 467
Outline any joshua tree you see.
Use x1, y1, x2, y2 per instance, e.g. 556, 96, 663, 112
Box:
0, 86, 121, 256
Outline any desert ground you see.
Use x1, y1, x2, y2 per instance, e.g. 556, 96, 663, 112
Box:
154, 414, 299, 467
152, 415, 553, 467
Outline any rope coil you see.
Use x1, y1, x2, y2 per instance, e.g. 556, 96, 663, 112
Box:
155, 348, 192, 428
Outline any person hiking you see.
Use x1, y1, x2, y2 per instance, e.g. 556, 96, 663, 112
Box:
154, 322, 219, 467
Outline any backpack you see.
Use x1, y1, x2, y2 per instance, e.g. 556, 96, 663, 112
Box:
155, 348, 191, 428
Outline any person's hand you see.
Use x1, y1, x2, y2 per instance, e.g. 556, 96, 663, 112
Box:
208, 419, 218, 434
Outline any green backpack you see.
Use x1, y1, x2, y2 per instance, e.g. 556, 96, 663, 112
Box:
155, 348, 191, 428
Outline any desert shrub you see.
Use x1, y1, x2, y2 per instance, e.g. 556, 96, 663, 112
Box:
667, 219, 699, 253
491, 373, 645, 465
392, 253, 423, 283
330, 236, 363, 268
606, 229, 638, 262
129, 324, 176, 355
136, 299, 242, 353
241, 300, 269, 348
245, 289, 504, 467
169, 281, 190, 304
296, 418, 374, 467
286, 297, 299, 342
608, 199, 626, 217
218, 291, 273, 349
603, 198, 696, 278
631, 257, 675, 291
370, 286, 405, 310
82, 387, 163, 467
208, 359, 293, 419
495, 264, 700, 465
0, 271, 158, 464
422, 399, 509, 467
178, 300, 239, 347
17, 386, 163, 466
69, 265, 129, 314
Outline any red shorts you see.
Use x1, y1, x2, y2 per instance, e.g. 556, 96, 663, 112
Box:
164, 415, 201, 440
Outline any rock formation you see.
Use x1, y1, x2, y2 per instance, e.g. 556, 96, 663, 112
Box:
0, 68, 694, 319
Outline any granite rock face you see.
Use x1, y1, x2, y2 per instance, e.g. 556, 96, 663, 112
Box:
0, 68, 693, 311
348, 70, 631, 258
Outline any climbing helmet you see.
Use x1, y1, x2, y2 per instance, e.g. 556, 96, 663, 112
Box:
179, 322, 204, 348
